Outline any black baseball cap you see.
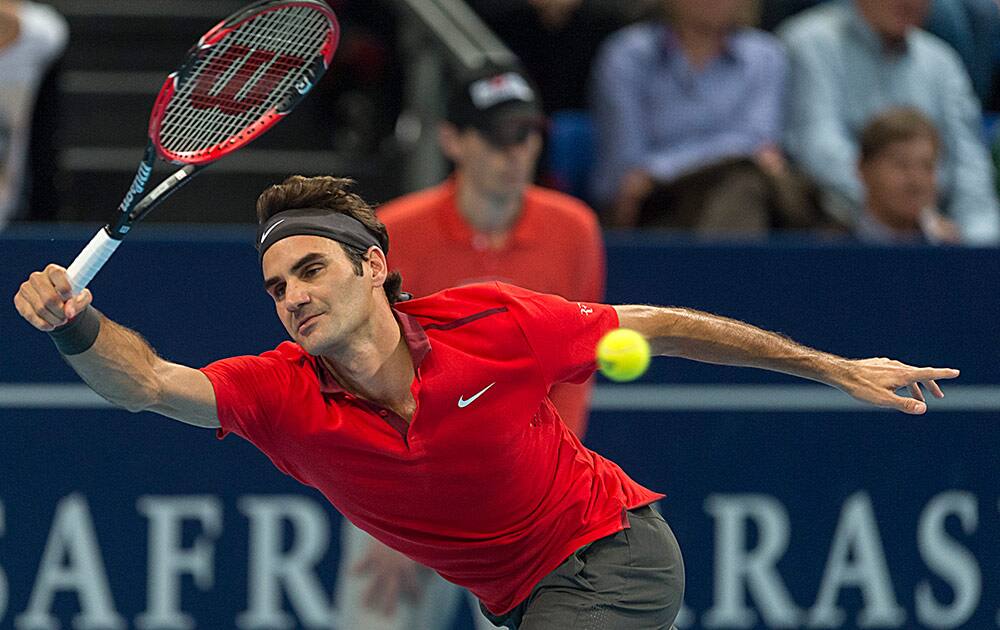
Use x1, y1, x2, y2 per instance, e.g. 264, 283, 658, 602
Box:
446, 65, 546, 147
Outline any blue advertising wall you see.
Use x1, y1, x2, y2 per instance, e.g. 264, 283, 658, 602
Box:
1, 226, 998, 629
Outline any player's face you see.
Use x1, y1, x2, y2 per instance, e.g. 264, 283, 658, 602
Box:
855, 0, 929, 42
261, 235, 377, 355
449, 125, 543, 199
668, 0, 746, 31
860, 136, 938, 227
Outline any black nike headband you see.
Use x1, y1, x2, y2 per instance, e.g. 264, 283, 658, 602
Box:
256, 208, 385, 264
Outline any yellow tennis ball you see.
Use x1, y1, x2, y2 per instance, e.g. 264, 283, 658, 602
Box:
596, 328, 651, 382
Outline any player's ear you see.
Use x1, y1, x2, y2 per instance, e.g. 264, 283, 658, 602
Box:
367, 246, 388, 286
438, 122, 463, 162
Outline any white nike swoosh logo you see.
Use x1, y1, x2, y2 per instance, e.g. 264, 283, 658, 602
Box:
458, 382, 496, 408
260, 218, 286, 244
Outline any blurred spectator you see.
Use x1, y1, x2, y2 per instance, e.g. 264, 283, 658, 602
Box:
923, 0, 1000, 105
470, 0, 636, 113
763, 1, 1000, 106
992, 124, 1000, 196
779, 0, 1000, 244
469, 1, 639, 198
590, 0, 820, 233
0, 0, 67, 229
856, 107, 960, 244
334, 64, 605, 630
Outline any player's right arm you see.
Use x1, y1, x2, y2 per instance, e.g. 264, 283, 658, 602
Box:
13, 264, 220, 428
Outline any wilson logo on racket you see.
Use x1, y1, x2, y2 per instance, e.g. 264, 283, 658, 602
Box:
190, 45, 307, 116
118, 162, 153, 215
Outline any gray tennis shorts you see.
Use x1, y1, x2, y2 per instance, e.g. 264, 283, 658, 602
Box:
480, 505, 685, 629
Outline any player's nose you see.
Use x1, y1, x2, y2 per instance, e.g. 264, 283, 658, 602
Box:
283, 282, 311, 311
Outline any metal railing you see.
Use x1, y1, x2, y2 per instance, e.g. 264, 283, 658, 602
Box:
394, 0, 519, 191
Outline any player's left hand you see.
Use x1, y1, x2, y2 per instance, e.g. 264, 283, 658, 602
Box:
836, 357, 960, 415
352, 539, 425, 616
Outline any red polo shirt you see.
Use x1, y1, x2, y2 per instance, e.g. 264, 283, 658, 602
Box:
201, 282, 662, 614
377, 178, 606, 437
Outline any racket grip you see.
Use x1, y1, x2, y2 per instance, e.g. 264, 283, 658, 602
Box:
67, 228, 122, 294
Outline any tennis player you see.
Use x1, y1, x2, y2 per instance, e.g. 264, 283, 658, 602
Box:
13, 176, 958, 629
340, 65, 606, 630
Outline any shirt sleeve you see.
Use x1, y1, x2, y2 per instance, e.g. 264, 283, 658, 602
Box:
20, 3, 69, 63
576, 205, 606, 304
199, 352, 294, 443
589, 28, 650, 208
497, 282, 619, 387
780, 25, 864, 225
935, 50, 1000, 244
740, 38, 788, 152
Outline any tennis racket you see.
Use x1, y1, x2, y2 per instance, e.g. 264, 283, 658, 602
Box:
66, 0, 340, 294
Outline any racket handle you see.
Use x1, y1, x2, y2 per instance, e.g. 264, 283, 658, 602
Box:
67, 228, 122, 294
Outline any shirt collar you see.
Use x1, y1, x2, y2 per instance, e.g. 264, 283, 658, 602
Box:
438, 176, 540, 248
856, 210, 926, 244
659, 24, 739, 63
847, 1, 912, 56
313, 306, 432, 395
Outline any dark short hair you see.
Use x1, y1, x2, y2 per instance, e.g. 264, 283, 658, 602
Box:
859, 107, 940, 163
256, 175, 403, 304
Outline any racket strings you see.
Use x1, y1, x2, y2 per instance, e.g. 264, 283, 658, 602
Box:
164, 6, 325, 154
158, 5, 331, 158
164, 16, 295, 154
166, 5, 323, 143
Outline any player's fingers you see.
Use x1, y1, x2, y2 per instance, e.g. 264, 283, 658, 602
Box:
912, 367, 960, 381
19, 280, 66, 328
350, 556, 371, 575
924, 379, 945, 398
891, 393, 926, 415
27, 270, 69, 323
65, 289, 93, 321
398, 570, 416, 599
44, 264, 74, 300
360, 576, 382, 611
908, 382, 925, 403
13, 290, 57, 331
382, 579, 399, 616
403, 570, 424, 601
365, 574, 397, 616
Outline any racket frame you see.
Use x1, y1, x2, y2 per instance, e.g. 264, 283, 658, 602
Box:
66, 0, 339, 294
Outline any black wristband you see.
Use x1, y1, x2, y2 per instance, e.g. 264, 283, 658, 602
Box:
47, 306, 102, 355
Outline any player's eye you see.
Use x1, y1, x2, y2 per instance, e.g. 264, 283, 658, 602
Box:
303, 265, 323, 279
270, 284, 285, 301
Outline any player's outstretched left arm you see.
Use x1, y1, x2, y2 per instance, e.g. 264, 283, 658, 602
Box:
614, 305, 959, 415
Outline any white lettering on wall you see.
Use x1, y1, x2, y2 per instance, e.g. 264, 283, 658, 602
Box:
136, 496, 223, 630
915, 491, 980, 629
703, 494, 801, 628
15, 494, 124, 630
807, 492, 905, 628
674, 602, 694, 628
236, 496, 331, 630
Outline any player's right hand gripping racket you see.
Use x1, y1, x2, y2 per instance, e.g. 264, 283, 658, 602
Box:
66, 0, 340, 294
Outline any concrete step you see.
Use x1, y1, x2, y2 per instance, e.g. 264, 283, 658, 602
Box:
56, 152, 399, 223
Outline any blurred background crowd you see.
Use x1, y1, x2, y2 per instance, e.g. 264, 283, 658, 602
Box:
2, 0, 999, 246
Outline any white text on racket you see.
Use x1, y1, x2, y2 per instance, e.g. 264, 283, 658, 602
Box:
118, 162, 153, 217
